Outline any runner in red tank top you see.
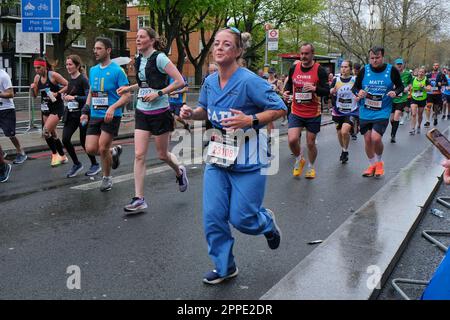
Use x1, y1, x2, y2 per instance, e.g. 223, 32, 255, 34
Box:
283, 43, 330, 179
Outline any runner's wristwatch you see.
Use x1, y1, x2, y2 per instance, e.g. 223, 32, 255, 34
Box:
252, 114, 259, 128
157, 90, 163, 97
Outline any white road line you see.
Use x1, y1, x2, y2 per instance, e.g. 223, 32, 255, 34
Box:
71, 135, 288, 191
71, 156, 204, 191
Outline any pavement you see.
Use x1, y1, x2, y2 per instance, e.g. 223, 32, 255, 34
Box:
378, 180, 450, 300
0, 112, 448, 300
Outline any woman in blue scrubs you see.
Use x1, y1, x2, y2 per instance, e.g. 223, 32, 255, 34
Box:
180, 27, 287, 284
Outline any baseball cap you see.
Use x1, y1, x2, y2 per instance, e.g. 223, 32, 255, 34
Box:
395, 58, 404, 65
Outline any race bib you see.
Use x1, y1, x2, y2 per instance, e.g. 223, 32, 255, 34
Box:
295, 92, 312, 102
431, 87, 438, 91
92, 92, 108, 110
138, 87, 152, 98
413, 91, 423, 98
40, 103, 49, 112
170, 94, 180, 99
337, 97, 353, 112
67, 101, 79, 111
206, 133, 241, 168
364, 94, 383, 110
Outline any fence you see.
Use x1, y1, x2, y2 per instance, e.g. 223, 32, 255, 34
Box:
1, 86, 202, 137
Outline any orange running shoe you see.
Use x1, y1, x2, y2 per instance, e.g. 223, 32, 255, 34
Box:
362, 164, 376, 177
375, 161, 384, 177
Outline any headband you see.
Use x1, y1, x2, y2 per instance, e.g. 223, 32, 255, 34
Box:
34, 61, 47, 67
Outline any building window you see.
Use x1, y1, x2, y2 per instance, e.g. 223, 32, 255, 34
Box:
137, 16, 150, 29
45, 34, 53, 45
72, 36, 86, 48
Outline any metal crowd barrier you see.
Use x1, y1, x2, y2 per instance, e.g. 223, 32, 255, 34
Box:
2, 87, 202, 137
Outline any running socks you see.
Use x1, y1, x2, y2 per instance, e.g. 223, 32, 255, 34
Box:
54, 138, 65, 156
45, 137, 57, 154
391, 120, 400, 137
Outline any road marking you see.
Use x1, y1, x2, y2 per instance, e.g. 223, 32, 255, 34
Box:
71, 135, 288, 191
71, 156, 204, 190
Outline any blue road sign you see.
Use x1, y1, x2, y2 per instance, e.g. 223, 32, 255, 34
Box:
21, 0, 60, 33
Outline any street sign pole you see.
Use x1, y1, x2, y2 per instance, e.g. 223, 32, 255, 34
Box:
264, 30, 268, 67
40, 33, 44, 57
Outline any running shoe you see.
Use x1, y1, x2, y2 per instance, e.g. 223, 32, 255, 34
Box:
442, 115, 446, 120
111, 145, 122, 170
351, 134, 357, 141
293, 157, 306, 177
59, 154, 69, 164
203, 266, 239, 285
13, 153, 27, 164
85, 164, 101, 176
124, 197, 148, 212
399, 118, 404, 125
390, 135, 396, 143
176, 165, 189, 192
264, 209, 281, 250
100, 176, 113, 192
281, 119, 288, 126
0, 163, 12, 183
409, 129, 415, 135
447, 115, 450, 120
67, 163, 84, 178
340, 151, 349, 164
416, 127, 421, 134
375, 161, 384, 177
51, 153, 61, 167
424, 121, 430, 128
434, 119, 438, 126
305, 167, 316, 179
362, 164, 376, 177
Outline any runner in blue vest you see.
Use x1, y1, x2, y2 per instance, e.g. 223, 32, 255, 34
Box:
352, 46, 404, 178
180, 27, 286, 284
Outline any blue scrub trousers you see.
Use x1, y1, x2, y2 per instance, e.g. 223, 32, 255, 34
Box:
203, 164, 275, 277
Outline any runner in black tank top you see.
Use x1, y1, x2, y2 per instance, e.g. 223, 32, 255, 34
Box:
62, 55, 100, 178
31, 58, 68, 167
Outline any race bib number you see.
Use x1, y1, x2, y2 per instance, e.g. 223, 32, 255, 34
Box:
206, 134, 241, 168
40, 103, 49, 112
337, 98, 352, 112
412, 91, 423, 98
431, 87, 438, 91
295, 92, 312, 102
170, 94, 180, 99
92, 92, 108, 110
364, 94, 383, 110
138, 88, 152, 98
67, 101, 79, 111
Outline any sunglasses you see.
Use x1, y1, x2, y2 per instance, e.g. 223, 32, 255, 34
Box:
224, 26, 242, 43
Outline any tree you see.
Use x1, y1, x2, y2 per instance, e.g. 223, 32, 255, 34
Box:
228, 0, 324, 69
49, 0, 128, 74
180, 0, 229, 85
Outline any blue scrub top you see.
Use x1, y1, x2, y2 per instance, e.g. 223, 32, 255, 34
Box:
199, 67, 287, 171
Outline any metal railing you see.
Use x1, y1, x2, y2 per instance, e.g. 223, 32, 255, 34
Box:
1, 86, 203, 136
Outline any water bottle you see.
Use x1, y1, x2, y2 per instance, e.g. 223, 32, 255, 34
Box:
45, 87, 57, 102
430, 208, 444, 218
